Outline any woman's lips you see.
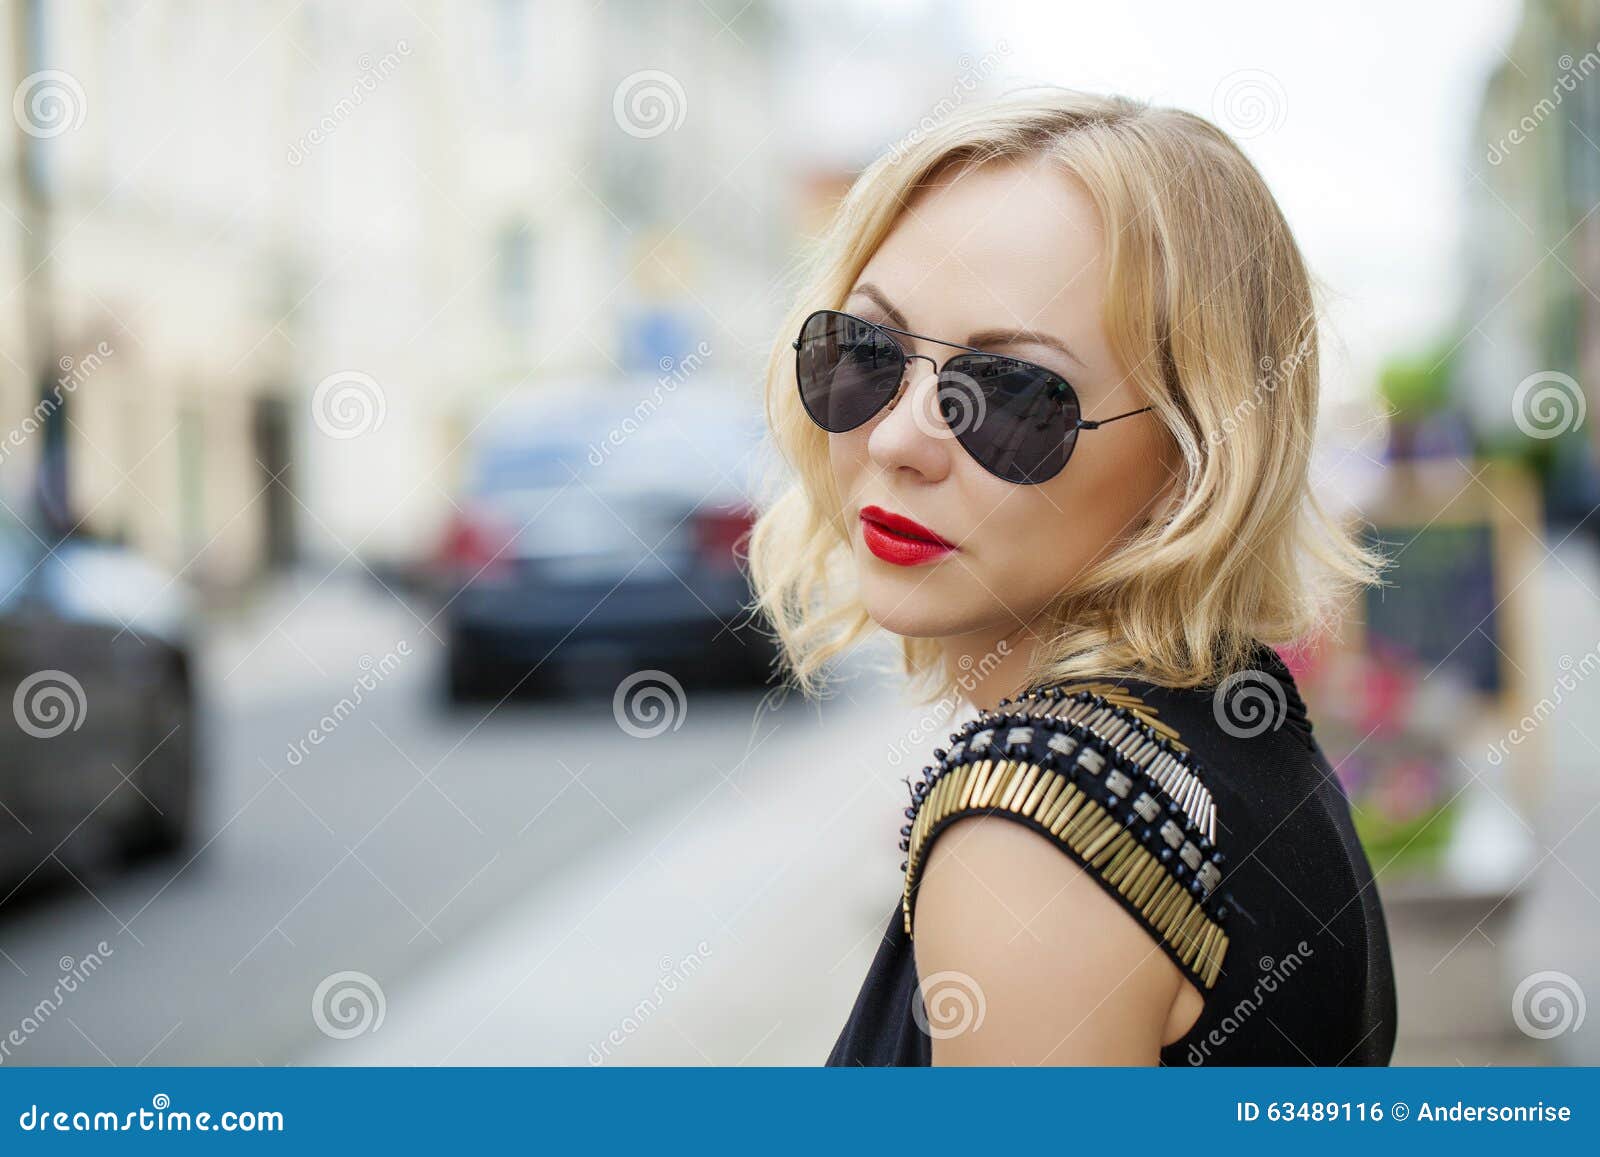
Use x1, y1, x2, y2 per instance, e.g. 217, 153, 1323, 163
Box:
858, 505, 956, 567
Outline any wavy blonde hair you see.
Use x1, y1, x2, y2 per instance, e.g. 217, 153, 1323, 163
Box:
748, 88, 1381, 701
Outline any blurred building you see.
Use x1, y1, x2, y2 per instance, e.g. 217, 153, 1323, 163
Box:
1460, 0, 1600, 517
0, 0, 789, 586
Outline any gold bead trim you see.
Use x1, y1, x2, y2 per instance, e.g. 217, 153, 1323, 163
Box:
1015, 680, 1189, 753
901, 756, 1230, 990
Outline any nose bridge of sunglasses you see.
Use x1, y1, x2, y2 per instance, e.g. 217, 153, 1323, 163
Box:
884, 352, 939, 413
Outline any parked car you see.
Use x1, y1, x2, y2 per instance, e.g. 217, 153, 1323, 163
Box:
0, 507, 198, 893
433, 384, 777, 701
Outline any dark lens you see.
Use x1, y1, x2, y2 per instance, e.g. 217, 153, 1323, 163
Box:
938, 354, 1079, 484
796, 311, 906, 433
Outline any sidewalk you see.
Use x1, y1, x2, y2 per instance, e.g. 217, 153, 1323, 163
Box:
298, 672, 930, 1065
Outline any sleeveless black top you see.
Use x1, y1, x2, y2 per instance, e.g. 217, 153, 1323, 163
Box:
827, 644, 1397, 1066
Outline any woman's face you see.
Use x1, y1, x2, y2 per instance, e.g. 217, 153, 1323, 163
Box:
828, 158, 1179, 650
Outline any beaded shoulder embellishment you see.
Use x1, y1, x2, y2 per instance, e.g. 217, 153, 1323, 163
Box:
899, 686, 1231, 990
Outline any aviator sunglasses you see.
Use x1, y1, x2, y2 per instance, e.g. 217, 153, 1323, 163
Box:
793, 308, 1152, 484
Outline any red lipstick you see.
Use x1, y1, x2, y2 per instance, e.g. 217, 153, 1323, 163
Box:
859, 505, 956, 566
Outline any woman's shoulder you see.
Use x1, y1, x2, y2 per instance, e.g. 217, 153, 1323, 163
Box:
899, 640, 1396, 1063
901, 642, 1348, 996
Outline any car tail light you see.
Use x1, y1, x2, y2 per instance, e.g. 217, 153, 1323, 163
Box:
436, 507, 517, 584
691, 503, 755, 572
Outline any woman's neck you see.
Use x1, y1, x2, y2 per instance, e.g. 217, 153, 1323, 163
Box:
941, 624, 1044, 713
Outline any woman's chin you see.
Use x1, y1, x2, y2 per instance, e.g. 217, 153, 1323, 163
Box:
857, 580, 984, 641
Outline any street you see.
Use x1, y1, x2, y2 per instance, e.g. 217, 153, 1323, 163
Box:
0, 573, 909, 1065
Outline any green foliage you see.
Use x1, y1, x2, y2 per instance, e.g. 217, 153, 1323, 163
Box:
1377, 344, 1455, 419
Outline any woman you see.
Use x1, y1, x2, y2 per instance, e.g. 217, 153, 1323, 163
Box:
748, 89, 1397, 1066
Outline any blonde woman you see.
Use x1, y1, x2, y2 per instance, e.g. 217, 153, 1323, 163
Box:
750, 90, 1396, 1066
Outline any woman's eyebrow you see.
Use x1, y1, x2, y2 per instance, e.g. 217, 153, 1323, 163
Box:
965, 326, 1084, 368
846, 283, 909, 330
848, 283, 1084, 368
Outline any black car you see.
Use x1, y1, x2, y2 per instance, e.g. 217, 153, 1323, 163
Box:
434, 385, 776, 701
0, 507, 197, 893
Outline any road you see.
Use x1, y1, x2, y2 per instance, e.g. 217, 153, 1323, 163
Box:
0, 574, 910, 1065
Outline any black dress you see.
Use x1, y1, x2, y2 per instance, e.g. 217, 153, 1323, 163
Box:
827, 643, 1397, 1066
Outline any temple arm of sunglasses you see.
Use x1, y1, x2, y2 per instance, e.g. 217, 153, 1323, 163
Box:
1075, 405, 1153, 430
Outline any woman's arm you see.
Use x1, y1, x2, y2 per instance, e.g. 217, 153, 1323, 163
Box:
914, 812, 1204, 1065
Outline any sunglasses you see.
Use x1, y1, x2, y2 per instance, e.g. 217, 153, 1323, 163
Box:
793, 309, 1152, 484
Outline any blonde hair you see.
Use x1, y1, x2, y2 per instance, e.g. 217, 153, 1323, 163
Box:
748, 88, 1381, 701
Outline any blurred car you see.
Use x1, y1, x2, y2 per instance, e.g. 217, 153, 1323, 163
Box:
433, 383, 777, 701
0, 505, 198, 892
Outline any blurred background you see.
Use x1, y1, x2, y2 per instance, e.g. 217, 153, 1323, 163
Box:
0, 0, 1596, 1066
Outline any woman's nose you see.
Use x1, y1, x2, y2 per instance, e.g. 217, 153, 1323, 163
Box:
866, 356, 954, 482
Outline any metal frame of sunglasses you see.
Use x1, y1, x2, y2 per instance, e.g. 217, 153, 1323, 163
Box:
792, 308, 1153, 484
